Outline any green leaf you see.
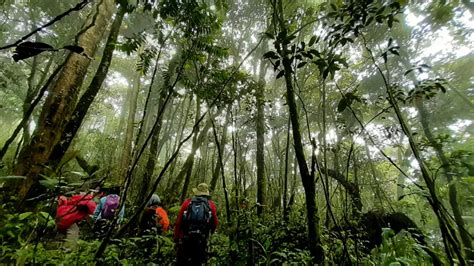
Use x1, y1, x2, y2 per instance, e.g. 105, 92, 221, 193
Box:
70, 171, 87, 177
337, 98, 349, 112
382, 52, 388, 63
308, 35, 317, 46
387, 15, 394, 28
308, 49, 321, 57
365, 16, 374, 26
0, 175, 26, 180
322, 68, 329, 79
274, 60, 281, 70
19, 212, 33, 220
40, 212, 51, 220
264, 32, 275, 39
389, 48, 399, 56
297, 61, 307, 68
462, 176, 474, 184
276, 70, 285, 79
39, 178, 61, 189
390, 2, 401, 10
263, 51, 279, 60
404, 69, 414, 76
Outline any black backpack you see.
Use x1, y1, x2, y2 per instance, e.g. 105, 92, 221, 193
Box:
183, 197, 212, 235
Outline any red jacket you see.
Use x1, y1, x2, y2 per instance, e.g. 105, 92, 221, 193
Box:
174, 197, 218, 240
56, 194, 96, 232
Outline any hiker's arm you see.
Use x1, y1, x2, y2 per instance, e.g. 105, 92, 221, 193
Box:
92, 197, 104, 221
118, 206, 125, 223
174, 200, 190, 241
210, 201, 218, 232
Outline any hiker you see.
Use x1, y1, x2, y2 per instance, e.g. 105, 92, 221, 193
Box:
55, 193, 96, 249
174, 183, 218, 265
92, 186, 124, 237
140, 194, 170, 234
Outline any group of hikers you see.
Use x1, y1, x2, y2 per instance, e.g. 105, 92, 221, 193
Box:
55, 182, 218, 265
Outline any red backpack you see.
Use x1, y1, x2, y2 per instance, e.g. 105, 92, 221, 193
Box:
56, 195, 96, 232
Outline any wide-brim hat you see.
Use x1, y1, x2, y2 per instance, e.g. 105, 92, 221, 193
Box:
192, 183, 210, 196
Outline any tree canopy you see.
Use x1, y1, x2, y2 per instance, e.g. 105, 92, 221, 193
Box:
0, 0, 473, 264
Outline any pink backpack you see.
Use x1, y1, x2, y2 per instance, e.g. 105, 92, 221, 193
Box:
101, 194, 120, 219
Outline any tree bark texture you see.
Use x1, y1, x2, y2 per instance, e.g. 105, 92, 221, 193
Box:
274, 0, 324, 262
48, 5, 126, 169
12, 0, 115, 202
256, 59, 267, 216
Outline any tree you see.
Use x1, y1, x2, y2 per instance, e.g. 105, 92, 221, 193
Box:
269, 0, 324, 262
11, 0, 115, 202
48, 3, 128, 169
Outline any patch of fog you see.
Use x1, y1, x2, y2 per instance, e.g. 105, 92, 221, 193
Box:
405, 9, 474, 63
106, 71, 128, 87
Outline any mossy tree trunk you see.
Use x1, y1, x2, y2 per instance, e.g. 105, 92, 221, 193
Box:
12, 0, 115, 202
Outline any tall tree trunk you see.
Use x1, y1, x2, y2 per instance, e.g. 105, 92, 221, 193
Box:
166, 96, 192, 189
283, 116, 291, 223
396, 143, 410, 201
118, 72, 141, 183
256, 59, 267, 216
48, 5, 126, 169
136, 89, 170, 205
363, 142, 384, 208
416, 98, 473, 261
211, 117, 231, 223
12, 0, 115, 202
365, 45, 465, 264
176, 99, 203, 203
210, 105, 231, 191
274, 0, 324, 262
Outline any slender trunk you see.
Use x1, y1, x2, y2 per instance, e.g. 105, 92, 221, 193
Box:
275, 0, 323, 261
416, 98, 473, 261
396, 143, 410, 200
232, 111, 240, 206
118, 72, 140, 182
283, 116, 291, 222
282, 39, 323, 265
366, 44, 465, 263
211, 118, 231, 223
155, 97, 181, 159
167, 96, 192, 188
136, 94, 168, 205
363, 142, 384, 208
256, 58, 267, 216
178, 98, 202, 203
210, 105, 231, 191
48, 5, 126, 168
12, 0, 115, 202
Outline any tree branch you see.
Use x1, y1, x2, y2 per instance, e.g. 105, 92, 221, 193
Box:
0, 0, 91, 51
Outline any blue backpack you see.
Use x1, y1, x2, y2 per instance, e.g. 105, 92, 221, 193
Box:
183, 197, 212, 235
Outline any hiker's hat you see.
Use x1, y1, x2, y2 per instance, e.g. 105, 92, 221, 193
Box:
192, 183, 210, 196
